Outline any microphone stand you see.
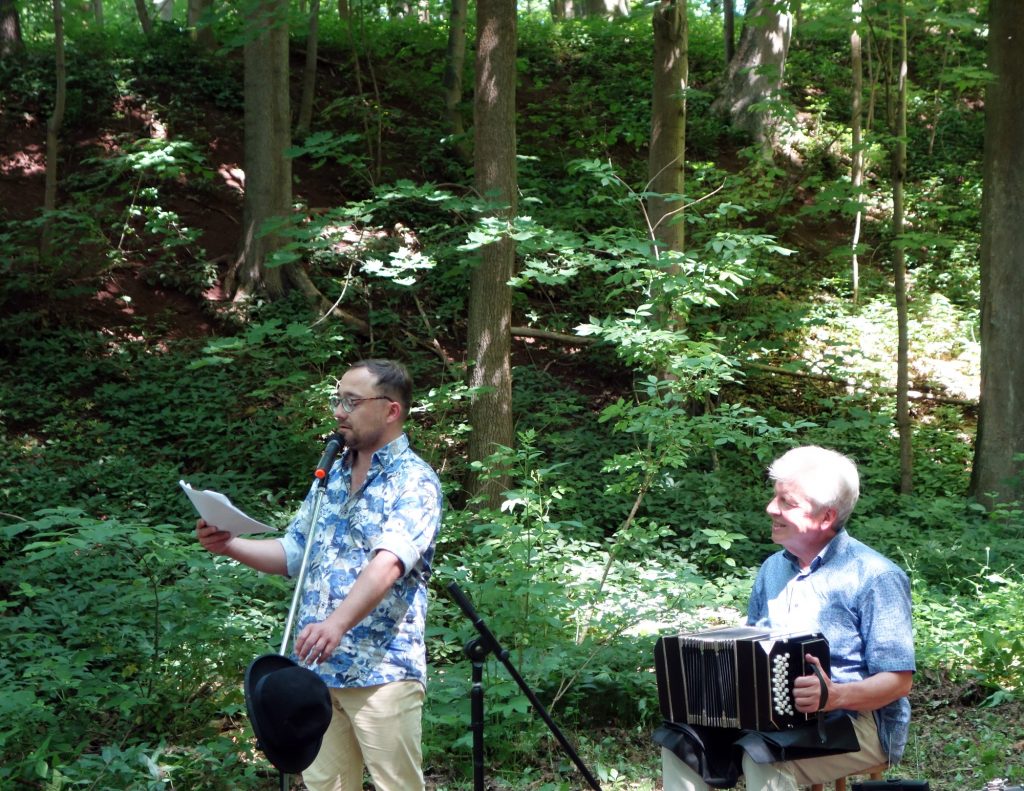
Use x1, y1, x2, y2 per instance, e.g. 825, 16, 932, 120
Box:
280, 434, 343, 655
446, 582, 602, 791
274, 435, 344, 791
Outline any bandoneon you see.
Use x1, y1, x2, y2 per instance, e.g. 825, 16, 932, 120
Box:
654, 625, 830, 731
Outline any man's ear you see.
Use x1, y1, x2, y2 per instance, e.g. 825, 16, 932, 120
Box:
820, 507, 839, 533
385, 400, 404, 424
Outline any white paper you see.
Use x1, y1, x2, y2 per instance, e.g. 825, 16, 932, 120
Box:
179, 480, 276, 537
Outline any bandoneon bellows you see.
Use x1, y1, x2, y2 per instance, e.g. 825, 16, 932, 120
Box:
654, 626, 830, 731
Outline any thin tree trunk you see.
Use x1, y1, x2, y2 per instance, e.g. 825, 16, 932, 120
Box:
154, 0, 174, 22
865, 12, 877, 131
467, 0, 516, 508
723, 0, 734, 65
228, 0, 291, 299
648, 0, 687, 257
295, 0, 321, 139
442, 0, 470, 163
134, 0, 153, 35
189, 0, 216, 49
40, 0, 66, 261
892, 0, 912, 494
850, 0, 863, 304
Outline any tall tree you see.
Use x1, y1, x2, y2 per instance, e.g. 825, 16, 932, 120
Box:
711, 0, 793, 157
40, 0, 66, 261
970, 0, 1024, 507
647, 0, 687, 257
442, 0, 470, 163
188, 0, 216, 49
229, 0, 292, 299
154, 0, 174, 22
467, 0, 517, 507
891, 0, 911, 494
723, 0, 734, 64
134, 0, 154, 34
849, 0, 864, 304
0, 0, 24, 57
295, 0, 321, 139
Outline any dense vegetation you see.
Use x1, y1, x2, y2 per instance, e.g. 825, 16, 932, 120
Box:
1, 2, 1022, 789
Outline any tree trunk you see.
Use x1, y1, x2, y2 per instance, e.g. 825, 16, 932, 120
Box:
295, 0, 321, 139
711, 0, 793, 158
0, 0, 23, 56
40, 0, 65, 261
723, 0, 734, 65
970, 0, 1024, 507
892, 0, 912, 494
850, 0, 863, 304
647, 0, 687, 258
92, 0, 103, 28
550, 0, 579, 20
228, 0, 292, 300
442, 0, 470, 163
134, 0, 153, 35
467, 0, 517, 508
154, 0, 173, 22
585, 0, 628, 18
188, 0, 216, 50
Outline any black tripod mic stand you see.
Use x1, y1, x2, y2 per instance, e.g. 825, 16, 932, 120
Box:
446, 582, 602, 791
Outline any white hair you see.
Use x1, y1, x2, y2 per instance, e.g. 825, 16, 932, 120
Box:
768, 446, 860, 529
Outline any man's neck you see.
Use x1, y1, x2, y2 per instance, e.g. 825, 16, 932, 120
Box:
347, 431, 403, 491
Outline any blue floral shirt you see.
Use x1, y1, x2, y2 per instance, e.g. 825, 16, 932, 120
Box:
747, 529, 915, 764
279, 434, 443, 689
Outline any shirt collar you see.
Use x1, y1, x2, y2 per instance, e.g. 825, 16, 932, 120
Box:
341, 433, 410, 475
783, 527, 850, 574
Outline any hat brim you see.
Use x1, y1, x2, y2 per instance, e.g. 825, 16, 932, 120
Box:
244, 653, 331, 774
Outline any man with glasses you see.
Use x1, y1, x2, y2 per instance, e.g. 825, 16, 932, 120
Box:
196, 359, 443, 791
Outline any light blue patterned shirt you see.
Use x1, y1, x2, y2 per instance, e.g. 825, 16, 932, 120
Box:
746, 529, 915, 763
279, 433, 443, 689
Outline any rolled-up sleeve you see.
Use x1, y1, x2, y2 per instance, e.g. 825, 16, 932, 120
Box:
373, 465, 443, 577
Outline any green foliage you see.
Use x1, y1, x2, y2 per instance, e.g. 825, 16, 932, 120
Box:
426, 432, 720, 773
914, 563, 1024, 700
0, 509, 284, 788
1, 4, 1017, 787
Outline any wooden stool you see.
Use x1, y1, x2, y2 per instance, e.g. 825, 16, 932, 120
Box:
809, 762, 889, 791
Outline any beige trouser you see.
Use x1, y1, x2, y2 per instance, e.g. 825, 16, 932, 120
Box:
662, 711, 889, 791
301, 680, 425, 791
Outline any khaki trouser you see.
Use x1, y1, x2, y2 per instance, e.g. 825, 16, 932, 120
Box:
302, 680, 425, 791
663, 711, 889, 791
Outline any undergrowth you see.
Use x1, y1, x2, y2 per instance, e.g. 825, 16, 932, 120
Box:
1, 4, 1019, 791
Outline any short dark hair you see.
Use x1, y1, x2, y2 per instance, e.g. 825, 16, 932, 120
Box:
349, 359, 413, 419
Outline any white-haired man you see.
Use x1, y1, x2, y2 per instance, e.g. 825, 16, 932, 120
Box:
660, 446, 915, 791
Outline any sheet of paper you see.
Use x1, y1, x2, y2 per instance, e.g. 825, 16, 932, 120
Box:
179, 480, 276, 537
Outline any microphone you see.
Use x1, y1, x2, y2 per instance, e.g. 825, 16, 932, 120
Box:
314, 433, 345, 481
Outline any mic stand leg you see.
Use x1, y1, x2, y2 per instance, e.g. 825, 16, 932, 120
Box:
447, 582, 602, 791
466, 638, 489, 791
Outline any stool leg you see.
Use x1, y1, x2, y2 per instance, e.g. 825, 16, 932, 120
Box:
836, 779, 847, 791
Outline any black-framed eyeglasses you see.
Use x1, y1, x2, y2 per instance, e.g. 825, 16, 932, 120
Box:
329, 394, 394, 413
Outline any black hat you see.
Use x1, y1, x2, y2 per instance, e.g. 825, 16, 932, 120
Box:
244, 654, 333, 774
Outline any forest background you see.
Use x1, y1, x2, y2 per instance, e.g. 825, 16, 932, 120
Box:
1, 0, 1023, 788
